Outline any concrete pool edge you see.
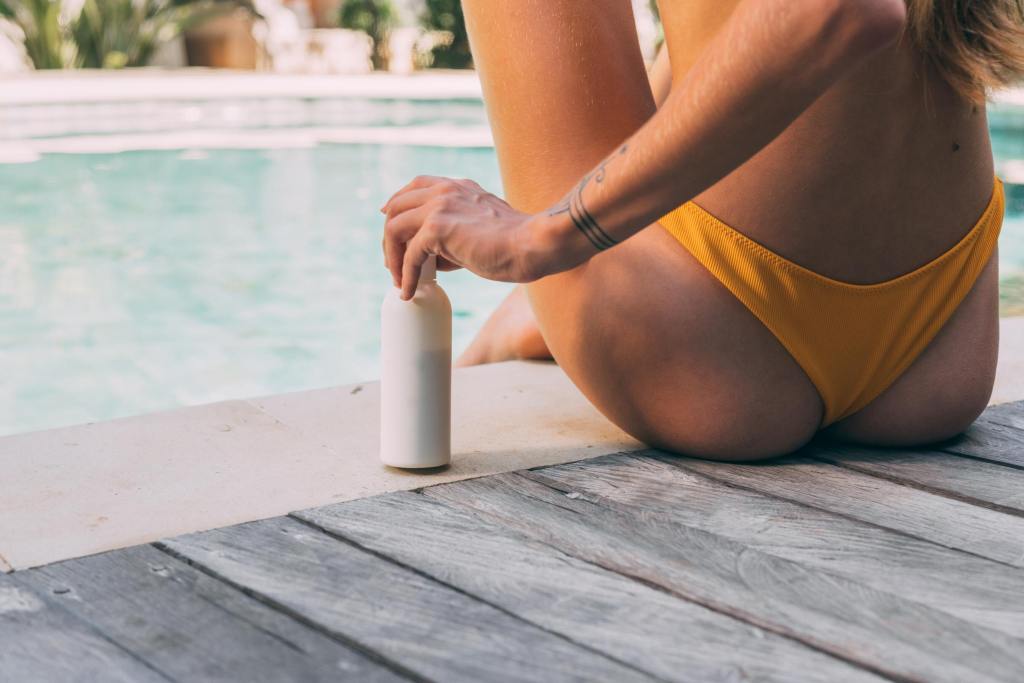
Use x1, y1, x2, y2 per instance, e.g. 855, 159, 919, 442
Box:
0, 69, 483, 105
0, 69, 1017, 107
0, 360, 642, 572
2, 316, 1022, 573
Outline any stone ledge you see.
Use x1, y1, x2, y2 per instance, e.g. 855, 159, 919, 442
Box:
0, 69, 483, 106
0, 360, 638, 572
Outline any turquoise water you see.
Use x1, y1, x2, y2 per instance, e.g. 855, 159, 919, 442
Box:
0, 144, 510, 435
1, 100, 1023, 437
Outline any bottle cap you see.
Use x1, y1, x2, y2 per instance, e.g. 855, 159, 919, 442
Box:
418, 254, 437, 284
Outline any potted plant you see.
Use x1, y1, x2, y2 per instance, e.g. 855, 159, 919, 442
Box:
338, 0, 393, 71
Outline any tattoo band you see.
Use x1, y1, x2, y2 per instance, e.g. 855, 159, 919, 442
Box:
547, 143, 628, 252
570, 182, 616, 251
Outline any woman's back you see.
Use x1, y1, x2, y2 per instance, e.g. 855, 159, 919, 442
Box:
663, 0, 996, 283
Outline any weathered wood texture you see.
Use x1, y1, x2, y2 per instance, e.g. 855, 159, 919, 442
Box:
296, 491, 884, 683
0, 574, 166, 682
11, 545, 403, 682
814, 444, 1024, 516
425, 470, 1024, 683
668, 453, 1024, 567
526, 453, 1024, 640
162, 516, 657, 683
944, 399, 1024, 467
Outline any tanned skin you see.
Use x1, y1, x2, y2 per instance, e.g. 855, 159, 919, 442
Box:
381, 0, 998, 460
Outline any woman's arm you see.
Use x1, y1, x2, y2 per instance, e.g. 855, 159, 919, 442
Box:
383, 0, 906, 299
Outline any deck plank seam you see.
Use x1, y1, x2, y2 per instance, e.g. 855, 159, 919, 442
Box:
439, 472, 911, 683
564, 564, 911, 683
8, 573, 178, 683
518, 448, 647, 473
190, 585, 306, 655
645, 453, 1024, 572
286, 510, 673, 683
936, 444, 1024, 471
983, 417, 1024, 433
151, 541, 429, 683
808, 456, 1024, 519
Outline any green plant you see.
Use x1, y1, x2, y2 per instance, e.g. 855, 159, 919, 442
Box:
74, 0, 254, 68
420, 0, 470, 69
338, 0, 394, 71
0, 0, 66, 68
0, 0, 256, 69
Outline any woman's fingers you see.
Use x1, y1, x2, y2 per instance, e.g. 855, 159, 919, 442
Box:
400, 233, 432, 300
383, 205, 428, 287
382, 187, 436, 220
381, 175, 448, 213
383, 176, 487, 295
382, 235, 403, 287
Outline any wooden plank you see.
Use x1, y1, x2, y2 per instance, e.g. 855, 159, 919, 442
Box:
0, 573, 166, 682
670, 453, 1024, 567
297, 491, 885, 683
981, 400, 1024, 430
943, 400, 1024, 468
814, 443, 1024, 516
528, 453, 1024, 639
424, 469, 1024, 683
162, 515, 657, 683
12, 544, 405, 683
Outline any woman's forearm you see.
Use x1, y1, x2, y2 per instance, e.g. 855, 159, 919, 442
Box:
529, 0, 907, 273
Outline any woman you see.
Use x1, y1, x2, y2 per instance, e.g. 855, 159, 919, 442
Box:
381, 0, 1024, 460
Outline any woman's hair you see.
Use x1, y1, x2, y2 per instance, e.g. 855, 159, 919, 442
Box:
905, 0, 1024, 101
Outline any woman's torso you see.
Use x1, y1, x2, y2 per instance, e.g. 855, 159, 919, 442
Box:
659, 0, 996, 284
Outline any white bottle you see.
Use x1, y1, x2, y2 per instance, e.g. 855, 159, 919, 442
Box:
380, 255, 452, 468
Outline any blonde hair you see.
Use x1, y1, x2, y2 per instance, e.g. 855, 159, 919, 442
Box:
905, 0, 1024, 101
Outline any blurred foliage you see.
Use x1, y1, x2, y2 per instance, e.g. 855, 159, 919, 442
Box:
0, 0, 65, 68
419, 0, 469, 69
0, 0, 256, 69
338, 0, 394, 71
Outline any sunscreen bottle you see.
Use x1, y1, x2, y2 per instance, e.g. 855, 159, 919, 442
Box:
380, 255, 452, 468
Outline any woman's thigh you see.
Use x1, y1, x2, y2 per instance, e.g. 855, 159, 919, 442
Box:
462, 0, 656, 212
464, 0, 822, 458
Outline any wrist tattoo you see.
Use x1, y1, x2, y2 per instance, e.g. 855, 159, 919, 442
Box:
547, 144, 628, 252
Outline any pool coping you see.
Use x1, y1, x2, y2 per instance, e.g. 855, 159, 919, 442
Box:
0, 69, 483, 105
0, 359, 641, 573
1, 315, 1023, 574
0, 69, 1019, 108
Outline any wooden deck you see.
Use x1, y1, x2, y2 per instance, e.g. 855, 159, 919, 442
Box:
3, 400, 1024, 682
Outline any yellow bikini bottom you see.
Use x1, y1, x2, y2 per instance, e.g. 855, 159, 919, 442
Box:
658, 179, 1004, 426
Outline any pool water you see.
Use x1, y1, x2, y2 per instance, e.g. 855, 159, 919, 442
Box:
0, 144, 510, 435
2, 99, 1023, 437
992, 114, 1024, 317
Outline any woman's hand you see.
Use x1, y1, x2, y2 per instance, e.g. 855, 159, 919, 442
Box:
381, 175, 553, 300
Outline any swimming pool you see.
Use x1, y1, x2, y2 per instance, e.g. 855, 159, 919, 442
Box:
1, 85, 1023, 436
